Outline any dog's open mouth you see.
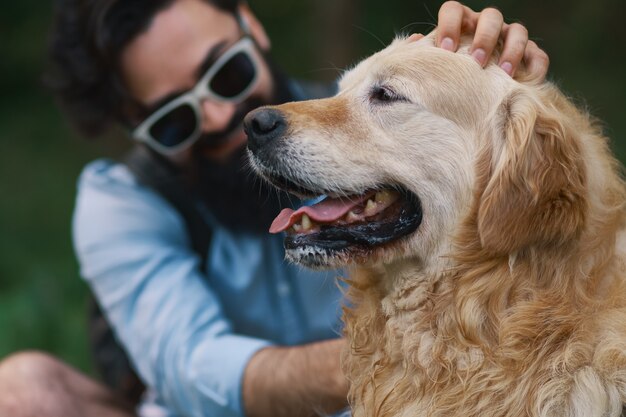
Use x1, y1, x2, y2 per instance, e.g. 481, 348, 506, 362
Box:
269, 184, 423, 267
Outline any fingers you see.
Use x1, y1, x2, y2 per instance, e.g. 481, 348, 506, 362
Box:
469, 8, 504, 66
524, 40, 550, 79
436, 2, 549, 79
436, 1, 467, 51
498, 23, 529, 76
437, 3, 507, 66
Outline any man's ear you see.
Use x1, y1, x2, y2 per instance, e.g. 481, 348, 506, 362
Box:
477, 87, 587, 254
238, 3, 270, 51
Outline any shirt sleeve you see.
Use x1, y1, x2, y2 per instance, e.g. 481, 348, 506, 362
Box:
72, 161, 271, 417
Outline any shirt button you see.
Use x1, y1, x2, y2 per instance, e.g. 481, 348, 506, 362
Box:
277, 282, 291, 297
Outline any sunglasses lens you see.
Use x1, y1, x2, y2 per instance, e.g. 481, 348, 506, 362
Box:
209, 51, 256, 99
149, 104, 198, 148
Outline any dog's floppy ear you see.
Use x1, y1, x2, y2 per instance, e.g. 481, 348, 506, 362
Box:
477, 87, 587, 254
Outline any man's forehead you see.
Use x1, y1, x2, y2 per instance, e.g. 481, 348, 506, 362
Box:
119, 0, 240, 107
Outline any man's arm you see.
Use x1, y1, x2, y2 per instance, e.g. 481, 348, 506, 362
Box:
243, 339, 348, 417
73, 162, 275, 417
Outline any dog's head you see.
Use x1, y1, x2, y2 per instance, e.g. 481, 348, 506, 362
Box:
245, 34, 588, 270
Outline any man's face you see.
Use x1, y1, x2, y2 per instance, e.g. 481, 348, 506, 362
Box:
120, 0, 274, 162
119, 0, 294, 233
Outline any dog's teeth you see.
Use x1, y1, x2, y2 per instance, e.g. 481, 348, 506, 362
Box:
375, 190, 399, 205
301, 214, 312, 231
365, 199, 377, 215
375, 190, 391, 203
292, 223, 302, 232
346, 211, 360, 223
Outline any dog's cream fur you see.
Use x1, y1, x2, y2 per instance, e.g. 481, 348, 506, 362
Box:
251, 34, 626, 417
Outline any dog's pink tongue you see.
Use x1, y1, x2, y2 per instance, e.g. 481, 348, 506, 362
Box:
270, 194, 370, 234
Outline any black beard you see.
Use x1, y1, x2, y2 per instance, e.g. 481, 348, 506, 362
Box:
190, 54, 298, 234
194, 146, 296, 234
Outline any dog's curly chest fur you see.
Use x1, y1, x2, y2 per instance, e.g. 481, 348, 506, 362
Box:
343, 254, 626, 417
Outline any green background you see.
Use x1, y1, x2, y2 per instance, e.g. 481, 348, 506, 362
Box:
1, 0, 625, 373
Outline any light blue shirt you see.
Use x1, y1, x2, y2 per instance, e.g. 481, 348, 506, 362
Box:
73, 160, 345, 417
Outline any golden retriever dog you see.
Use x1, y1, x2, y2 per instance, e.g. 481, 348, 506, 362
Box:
244, 32, 626, 417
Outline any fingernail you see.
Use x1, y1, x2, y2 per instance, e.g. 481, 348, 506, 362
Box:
440, 37, 454, 51
472, 48, 487, 66
500, 61, 513, 76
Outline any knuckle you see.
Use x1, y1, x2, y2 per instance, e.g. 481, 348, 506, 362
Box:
478, 12, 504, 35
509, 22, 529, 36
439, 0, 461, 15
482, 7, 504, 20
441, 0, 463, 10
528, 41, 550, 63
438, 1, 464, 35
439, 0, 463, 22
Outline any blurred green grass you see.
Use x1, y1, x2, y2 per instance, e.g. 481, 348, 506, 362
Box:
1, 0, 625, 373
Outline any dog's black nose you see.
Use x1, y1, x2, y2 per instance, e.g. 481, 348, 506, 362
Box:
244, 108, 287, 154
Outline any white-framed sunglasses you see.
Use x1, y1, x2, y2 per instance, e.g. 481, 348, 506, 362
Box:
131, 36, 260, 155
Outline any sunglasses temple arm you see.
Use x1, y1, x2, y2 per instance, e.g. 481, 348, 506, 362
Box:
235, 7, 251, 35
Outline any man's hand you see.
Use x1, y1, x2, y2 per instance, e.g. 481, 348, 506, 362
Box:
435, 1, 549, 78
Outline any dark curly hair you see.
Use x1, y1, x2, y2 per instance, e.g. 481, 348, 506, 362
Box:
46, 0, 240, 137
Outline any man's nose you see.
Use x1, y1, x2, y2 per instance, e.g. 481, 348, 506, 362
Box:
200, 100, 237, 133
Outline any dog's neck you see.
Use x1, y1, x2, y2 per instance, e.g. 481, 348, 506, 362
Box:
342, 222, 626, 417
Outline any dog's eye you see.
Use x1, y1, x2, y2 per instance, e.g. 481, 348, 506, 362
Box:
370, 86, 404, 104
